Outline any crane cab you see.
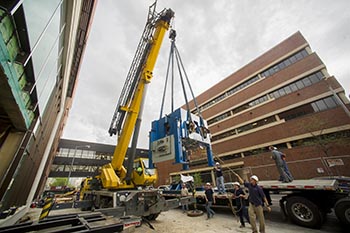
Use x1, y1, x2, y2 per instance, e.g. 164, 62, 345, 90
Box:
132, 158, 157, 186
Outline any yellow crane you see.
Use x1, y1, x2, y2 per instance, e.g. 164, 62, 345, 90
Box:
100, 6, 174, 190
79, 5, 182, 216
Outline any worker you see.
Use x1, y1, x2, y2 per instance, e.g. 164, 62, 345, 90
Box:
136, 166, 143, 176
204, 182, 215, 219
234, 173, 271, 233
269, 146, 293, 183
214, 162, 225, 194
181, 183, 189, 213
232, 182, 250, 228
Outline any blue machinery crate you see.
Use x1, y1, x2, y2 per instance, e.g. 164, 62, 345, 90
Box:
149, 107, 214, 170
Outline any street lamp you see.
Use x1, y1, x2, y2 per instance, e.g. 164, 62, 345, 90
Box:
66, 145, 90, 187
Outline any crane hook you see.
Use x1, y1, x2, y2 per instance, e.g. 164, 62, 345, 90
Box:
169, 29, 176, 41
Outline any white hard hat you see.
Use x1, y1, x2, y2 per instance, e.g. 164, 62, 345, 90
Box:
233, 182, 240, 187
206, 182, 211, 186
215, 162, 220, 165
250, 175, 259, 182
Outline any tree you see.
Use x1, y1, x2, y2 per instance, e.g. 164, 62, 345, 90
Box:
171, 175, 181, 184
298, 116, 348, 157
50, 177, 68, 187
193, 172, 203, 188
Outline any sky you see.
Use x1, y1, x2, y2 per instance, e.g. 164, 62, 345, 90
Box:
63, 0, 350, 149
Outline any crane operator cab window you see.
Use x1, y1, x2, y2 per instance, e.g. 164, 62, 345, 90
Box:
133, 161, 143, 176
141, 158, 156, 176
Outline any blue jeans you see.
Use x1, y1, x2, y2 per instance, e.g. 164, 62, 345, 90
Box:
282, 160, 293, 181
182, 203, 188, 212
216, 176, 225, 193
205, 201, 215, 218
237, 205, 250, 226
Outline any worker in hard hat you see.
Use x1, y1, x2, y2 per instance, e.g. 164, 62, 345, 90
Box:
234, 173, 271, 233
232, 182, 250, 228
269, 146, 293, 183
204, 182, 215, 219
181, 183, 189, 213
214, 162, 225, 194
136, 166, 143, 176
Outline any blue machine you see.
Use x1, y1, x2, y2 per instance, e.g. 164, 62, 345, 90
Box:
149, 107, 214, 170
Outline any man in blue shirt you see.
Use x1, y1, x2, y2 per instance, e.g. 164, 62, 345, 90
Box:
269, 146, 293, 182
232, 182, 250, 228
214, 162, 225, 194
204, 182, 216, 219
235, 173, 271, 233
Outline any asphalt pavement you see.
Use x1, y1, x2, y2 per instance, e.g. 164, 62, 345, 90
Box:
263, 194, 346, 233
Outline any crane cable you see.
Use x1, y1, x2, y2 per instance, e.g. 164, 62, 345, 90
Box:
159, 29, 208, 138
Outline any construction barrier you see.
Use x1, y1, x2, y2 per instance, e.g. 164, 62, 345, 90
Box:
39, 197, 55, 221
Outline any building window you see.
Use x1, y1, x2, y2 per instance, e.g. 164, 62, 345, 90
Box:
324, 97, 338, 109
196, 49, 309, 115
270, 71, 323, 99
211, 116, 276, 142
221, 153, 242, 160
260, 49, 308, 78
280, 96, 339, 121
23, 0, 64, 114
208, 71, 323, 127
212, 96, 339, 143
194, 75, 260, 114
290, 130, 350, 147
208, 95, 269, 126
59, 148, 69, 157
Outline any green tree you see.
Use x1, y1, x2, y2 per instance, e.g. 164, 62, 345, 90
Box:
298, 116, 349, 157
50, 177, 68, 187
171, 175, 181, 184
193, 173, 203, 188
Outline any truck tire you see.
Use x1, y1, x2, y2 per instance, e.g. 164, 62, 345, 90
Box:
334, 197, 350, 226
286, 196, 323, 229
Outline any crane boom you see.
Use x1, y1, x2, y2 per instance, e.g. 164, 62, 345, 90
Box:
101, 6, 174, 189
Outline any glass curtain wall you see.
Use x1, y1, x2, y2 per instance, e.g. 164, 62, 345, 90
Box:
22, 0, 64, 114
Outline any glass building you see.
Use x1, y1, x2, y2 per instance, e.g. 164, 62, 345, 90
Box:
0, 0, 96, 224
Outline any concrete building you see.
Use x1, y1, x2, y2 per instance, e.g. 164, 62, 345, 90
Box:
0, 0, 96, 224
156, 32, 350, 185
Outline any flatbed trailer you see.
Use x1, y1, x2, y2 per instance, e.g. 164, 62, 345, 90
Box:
53, 189, 195, 221
162, 178, 350, 229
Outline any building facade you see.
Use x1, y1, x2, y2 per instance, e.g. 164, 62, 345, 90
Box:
0, 0, 96, 223
50, 138, 149, 181
156, 32, 350, 186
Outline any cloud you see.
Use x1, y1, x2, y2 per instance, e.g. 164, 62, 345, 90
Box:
63, 0, 350, 148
